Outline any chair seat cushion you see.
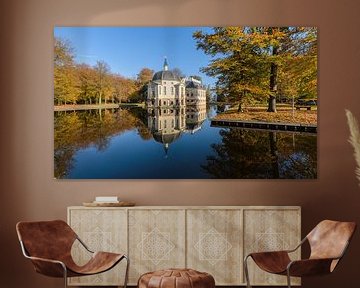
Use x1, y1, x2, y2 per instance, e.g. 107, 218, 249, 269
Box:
138, 268, 215, 288
67, 252, 124, 276
250, 251, 291, 274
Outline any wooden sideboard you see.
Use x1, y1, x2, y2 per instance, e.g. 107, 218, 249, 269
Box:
67, 206, 301, 286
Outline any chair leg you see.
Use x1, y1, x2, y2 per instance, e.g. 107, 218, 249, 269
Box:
244, 255, 252, 288
286, 269, 291, 288
123, 255, 130, 288
62, 264, 68, 288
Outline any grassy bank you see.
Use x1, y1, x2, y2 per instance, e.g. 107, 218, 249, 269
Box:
54, 104, 120, 111
215, 106, 317, 125
54, 103, 146, 111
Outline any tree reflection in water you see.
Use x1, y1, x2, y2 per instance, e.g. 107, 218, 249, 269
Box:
201, 128, 316, 179
54, 106, 316, 179
54, 108, 149, 178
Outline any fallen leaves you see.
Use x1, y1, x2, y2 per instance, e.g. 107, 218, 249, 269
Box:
214, 108, 317, 125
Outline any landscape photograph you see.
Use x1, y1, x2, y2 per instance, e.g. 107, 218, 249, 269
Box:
54, 26, 317, 179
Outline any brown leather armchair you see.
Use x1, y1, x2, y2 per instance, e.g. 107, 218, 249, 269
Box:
244, 220, 356, 288
16, 220, 129, 288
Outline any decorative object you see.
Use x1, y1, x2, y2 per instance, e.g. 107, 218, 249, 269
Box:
346, 109, 360, 185
16, 220, 129, 288
138, 268, 215, 288
83, 201, 135, 207
68, 206, 300, 286
94, 196, 119, 203
244, 220, 357, 288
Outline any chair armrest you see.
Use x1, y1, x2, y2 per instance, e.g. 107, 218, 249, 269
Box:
287, 258, 336, 277
245, 237, 306, 259
285, 237, 307, 253
19, 240, 67, 277
247, 250, 290, 259
25, 255, 67, 278
76, 236, 94, 253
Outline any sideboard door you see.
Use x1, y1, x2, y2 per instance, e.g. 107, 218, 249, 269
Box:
186, 209, 243, 285
68, 208, 128, 286
243, 208, 301, 286
128, 209, 186, 284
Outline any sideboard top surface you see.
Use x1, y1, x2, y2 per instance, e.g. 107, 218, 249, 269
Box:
68, 205, 301, 210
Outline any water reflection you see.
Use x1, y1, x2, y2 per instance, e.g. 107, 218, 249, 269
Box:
202, 128, 316, 179
54, 108, 149, 178
54, 105, 317, 179
147, 104, 207, 155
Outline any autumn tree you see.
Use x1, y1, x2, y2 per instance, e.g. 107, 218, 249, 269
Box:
137, 68, 154, 85
271, 27, 317, 104
193, 27, 270, 112
133, 68, 154, 102
77, 64, 97, 104
193, 27, 317, 112
94, 60, 111, 105
112, 74, 138, 103
54, 38, 80, 105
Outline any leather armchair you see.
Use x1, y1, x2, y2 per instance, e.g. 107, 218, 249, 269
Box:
16, 220, 129, 288
244, 220, 356, 288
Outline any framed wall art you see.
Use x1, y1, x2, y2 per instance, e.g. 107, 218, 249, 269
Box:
54, 26, 317, 179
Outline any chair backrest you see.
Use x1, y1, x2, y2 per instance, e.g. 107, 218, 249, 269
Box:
16, 220, 77, 261
307, 220, 356, 261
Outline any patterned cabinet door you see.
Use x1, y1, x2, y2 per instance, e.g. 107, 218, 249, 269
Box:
187, 209, 243, 285
128, 209, 186, 284
68, 208, 128, 286
243, 209, 301, 286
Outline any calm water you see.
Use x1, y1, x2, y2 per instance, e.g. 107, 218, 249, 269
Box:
54, 105, 317, 179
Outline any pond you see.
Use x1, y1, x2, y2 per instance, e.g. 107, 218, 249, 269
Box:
54, 105, 317, 179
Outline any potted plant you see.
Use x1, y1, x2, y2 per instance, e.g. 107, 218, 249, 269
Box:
346, 109, 360, 185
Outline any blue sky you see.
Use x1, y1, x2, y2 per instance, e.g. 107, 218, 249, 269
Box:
54, 27, 216, 86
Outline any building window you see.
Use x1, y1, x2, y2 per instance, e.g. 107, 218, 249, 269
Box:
163, 101, 166, 105
164, 86, 167, 95
171, 87, 174, 95
159, 86, 161, 95
164, 120, 167, 128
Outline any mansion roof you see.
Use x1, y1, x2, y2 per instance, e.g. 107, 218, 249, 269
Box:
152, 70, 180, 82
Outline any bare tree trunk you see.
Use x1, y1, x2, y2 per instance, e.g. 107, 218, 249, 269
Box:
237, 91, 244, 112
99, 92, 102, 105
267, 46, 278, 112
269, 132, 279, 178
237, 102, 243, 112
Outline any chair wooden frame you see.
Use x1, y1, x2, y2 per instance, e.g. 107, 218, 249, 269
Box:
243, 220, 356, 288
16, 220, 129, 288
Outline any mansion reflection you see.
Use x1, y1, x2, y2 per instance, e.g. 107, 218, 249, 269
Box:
147, 103, 207, 155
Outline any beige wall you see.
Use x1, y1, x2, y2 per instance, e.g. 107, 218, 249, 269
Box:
1, 0, 360, 287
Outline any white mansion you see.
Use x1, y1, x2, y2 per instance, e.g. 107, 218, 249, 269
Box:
147, 58, 207, 108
